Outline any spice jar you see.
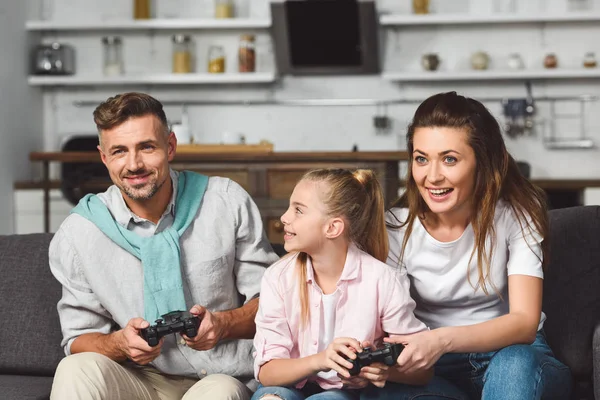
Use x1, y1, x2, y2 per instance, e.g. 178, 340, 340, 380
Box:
544, 53, 558, 69
208, 45, 226, 73
412, 0, 430, 14
238, 35, 256, 73
583, 52, 597, 68
102, 36, 124, 76
133, 0, 151, 19
215, 0, 234, 19
172, 34, 193, 74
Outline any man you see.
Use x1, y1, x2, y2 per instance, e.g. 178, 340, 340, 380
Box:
49, 92, 279, 400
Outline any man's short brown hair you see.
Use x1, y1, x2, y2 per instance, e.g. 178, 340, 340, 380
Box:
93, 92, 169, 135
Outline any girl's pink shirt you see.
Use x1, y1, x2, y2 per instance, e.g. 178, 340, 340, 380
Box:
253, 243, 427, 389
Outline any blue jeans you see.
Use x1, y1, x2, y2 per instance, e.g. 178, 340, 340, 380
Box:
361, 331, 572, 400
252, 382, 360, 400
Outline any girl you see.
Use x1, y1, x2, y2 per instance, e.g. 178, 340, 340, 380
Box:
252, 169, 430, 400
363, 92, 572, 400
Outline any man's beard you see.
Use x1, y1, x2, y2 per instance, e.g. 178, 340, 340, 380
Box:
119, 171, 165, 201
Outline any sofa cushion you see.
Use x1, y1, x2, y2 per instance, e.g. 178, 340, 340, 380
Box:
594, 322, 600, 400
543, 206, 600, 381
0, 374, 53, 400
0, 234, 64, 376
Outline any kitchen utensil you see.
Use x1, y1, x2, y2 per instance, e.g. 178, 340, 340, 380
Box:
32, 42, 75, 75
502, 83, 535, 138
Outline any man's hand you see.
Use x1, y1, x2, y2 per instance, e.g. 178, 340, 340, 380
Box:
182, 305, 226, 351
116, 318, 163, 365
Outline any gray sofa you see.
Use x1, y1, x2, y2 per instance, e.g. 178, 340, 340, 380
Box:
1, 206, 599, 400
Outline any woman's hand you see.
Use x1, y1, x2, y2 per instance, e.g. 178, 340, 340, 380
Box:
385, 330, 447, 374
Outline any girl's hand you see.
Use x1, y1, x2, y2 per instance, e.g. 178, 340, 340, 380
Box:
339, 340, 389, 388
358, 362, 389, 388
385, 330, 446, 374
339, 375, 370, 389
357, 340, 389, 388
316, 337, 363, 378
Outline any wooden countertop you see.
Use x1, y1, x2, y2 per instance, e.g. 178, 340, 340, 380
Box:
30, 151, 410, 163
532, 179, 600, 189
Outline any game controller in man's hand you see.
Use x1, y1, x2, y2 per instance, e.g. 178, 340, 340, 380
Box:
345, 343, 405, 375
140, 311, 201, 347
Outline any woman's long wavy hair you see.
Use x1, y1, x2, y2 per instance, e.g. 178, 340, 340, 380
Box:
296, 169, 388, 326
389, 92, 549, 294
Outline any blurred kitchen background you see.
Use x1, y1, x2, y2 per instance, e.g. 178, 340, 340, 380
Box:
3, 0, 600, 236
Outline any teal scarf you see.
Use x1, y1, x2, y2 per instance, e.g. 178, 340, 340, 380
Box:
72, 171, 209, 322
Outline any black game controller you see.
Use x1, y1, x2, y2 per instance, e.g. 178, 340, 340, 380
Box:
345, 343, 405, 375
140, 311, 201, 347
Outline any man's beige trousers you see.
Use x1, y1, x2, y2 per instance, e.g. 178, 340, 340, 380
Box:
50, 352, 252, 400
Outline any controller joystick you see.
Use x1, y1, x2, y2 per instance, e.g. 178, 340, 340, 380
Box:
345, 343, 405, 375
140, 311, 201, 347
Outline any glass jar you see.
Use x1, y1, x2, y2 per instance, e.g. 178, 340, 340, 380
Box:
133, 0, 151, 19
412, 0, 430, 14
583, 52, 597, 68
238, 35, 256, 73
215, 0, 234, 19
544, 53, 558, 69
172, 34, 193, 74
208, 45, 226, 73
102, 36, 124, 76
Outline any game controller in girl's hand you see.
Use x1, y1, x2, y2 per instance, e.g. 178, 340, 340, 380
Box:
345, 343, 405, 375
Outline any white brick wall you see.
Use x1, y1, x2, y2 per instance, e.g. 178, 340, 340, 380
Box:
12, 0, 600, 233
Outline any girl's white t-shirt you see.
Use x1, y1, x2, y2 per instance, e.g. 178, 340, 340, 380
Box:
316, 290, 341, 381
385, 201, 545, 330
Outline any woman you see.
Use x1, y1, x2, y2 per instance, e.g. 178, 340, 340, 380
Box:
363, 92, 572, 400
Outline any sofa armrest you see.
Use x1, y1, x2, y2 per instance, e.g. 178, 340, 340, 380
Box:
594, 322, 600, 400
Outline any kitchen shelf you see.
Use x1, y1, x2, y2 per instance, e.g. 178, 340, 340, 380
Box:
382, 69, 600, 82
28, 72, 278, 86
379, 12, 600, 26
25, 18, 271, 31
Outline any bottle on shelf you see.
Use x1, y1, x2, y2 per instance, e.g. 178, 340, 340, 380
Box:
215, 0, 234, 19
134, 0, 151, 19
412, 0, 429, 14
208, 45, 226, 73
102, 36, 124, 77
172, 34, 193, 74
238, 35, 256, 73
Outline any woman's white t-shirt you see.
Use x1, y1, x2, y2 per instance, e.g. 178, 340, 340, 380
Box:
385, 201, 545, 330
